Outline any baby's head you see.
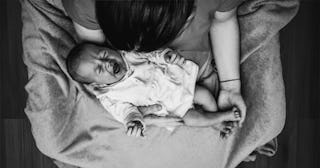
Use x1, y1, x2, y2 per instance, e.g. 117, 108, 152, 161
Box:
67, 43, 127, 85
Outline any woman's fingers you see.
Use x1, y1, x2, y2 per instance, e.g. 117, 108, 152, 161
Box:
229, 95, 246, 127
218, 89, 247, 127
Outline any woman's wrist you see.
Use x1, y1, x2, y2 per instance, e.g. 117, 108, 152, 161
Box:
219, 78, 241, 93
220, 78, 240, 83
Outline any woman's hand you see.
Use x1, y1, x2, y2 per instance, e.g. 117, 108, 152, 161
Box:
183, 107, 240, 137
218, 80, 246, 127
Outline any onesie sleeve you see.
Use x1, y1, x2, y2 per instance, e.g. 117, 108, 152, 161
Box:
98, 96, 144, 127
62, 0, 100, 30
217, 0, 245, 12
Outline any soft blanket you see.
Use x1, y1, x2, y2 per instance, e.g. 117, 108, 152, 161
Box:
21, 0, 299, 167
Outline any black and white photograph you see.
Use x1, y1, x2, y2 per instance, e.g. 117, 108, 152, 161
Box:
0, 0, 319, 168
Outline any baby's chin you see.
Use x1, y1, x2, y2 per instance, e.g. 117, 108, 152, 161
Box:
95, 77, 123, 86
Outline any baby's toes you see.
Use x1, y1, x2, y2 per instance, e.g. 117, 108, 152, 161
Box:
232, 108, 241, 121
212, 123, 225, 132
224, 127, 233, 134
234, 111, 241, 121
220, 128, 232, 139
220, 132, 227, 138
221, 111, 240, 122
224, 121, 236, 130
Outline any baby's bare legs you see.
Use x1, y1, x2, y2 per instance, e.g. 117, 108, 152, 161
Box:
188, 85, 240, 136
194, 85, 218, 111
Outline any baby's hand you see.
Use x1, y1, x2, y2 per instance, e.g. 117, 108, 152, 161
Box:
164, 51, 186, 66
126, 120, 145, 137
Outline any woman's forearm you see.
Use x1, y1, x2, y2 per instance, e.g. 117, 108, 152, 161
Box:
73, 22, 105, 43
210, 9, 240, 91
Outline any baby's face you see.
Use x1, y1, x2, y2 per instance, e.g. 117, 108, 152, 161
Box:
76, 44, 127, 85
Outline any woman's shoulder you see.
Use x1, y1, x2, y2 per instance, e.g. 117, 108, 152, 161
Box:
62, 0, 100, 30
196, 0, 244, 14
190, 0, 243, 21
216, 0, 245, 12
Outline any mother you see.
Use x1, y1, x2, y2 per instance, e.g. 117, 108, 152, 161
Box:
62, 0, 246, 128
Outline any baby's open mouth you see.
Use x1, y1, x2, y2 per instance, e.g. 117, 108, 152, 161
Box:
113, 62, 120, 74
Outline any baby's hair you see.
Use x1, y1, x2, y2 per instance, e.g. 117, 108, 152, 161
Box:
96, 0, 195, 52
66, 42, 92, 84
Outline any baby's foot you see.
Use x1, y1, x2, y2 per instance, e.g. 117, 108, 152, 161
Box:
183, 108, 240, 128
211, 108, 241, 138
212, 121, 237, 137
215, 107, 241, 123
219, 121, 238, 138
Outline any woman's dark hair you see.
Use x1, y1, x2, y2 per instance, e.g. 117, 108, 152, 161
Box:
96, 0, 194, 52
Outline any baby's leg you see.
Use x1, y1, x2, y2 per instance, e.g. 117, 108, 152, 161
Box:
183, 107, 240, 127
192, 86, 240, 123
197, 71, 219, 96
192, 86, 240, 136
193, 85, 218, 112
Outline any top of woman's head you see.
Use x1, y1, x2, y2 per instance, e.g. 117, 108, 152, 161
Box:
96, 0, 195, 52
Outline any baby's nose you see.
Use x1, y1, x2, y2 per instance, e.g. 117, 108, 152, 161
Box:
103, 62, 111, 71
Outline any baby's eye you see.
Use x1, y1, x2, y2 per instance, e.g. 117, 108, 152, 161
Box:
96, 65, 103, 74
103, 51, 109, 58
99, 50, 108, 59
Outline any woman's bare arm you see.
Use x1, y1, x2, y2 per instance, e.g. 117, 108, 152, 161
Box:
210, 8, 240, 85
209, 8, 246, 126
73, 22, 105, 43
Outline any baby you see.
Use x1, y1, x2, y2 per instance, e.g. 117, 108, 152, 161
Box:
67, 43, 241, 137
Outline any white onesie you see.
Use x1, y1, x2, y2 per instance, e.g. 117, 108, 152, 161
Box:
96, 49, 199, 129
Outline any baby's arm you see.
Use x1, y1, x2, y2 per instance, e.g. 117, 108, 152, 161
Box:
99, 97, 145, 137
